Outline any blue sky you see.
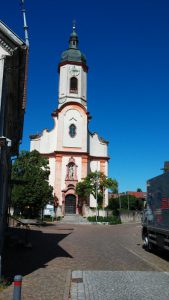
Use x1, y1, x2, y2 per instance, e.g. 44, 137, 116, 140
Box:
1, 0, 169, 192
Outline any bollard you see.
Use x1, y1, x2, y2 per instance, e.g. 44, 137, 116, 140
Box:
13, 275, 22, 300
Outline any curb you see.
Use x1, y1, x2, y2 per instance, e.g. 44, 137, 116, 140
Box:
63, 270, 72, 300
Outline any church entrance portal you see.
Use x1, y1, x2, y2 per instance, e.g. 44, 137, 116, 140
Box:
65, 194, 76, 214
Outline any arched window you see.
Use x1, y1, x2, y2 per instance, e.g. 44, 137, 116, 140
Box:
69, 124, 76, 138
70, 77, 78, 93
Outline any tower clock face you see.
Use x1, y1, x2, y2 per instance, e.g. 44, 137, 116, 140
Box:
69, 65, 80, 76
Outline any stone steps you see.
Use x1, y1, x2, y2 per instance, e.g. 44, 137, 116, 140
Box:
60, 214, 89, 224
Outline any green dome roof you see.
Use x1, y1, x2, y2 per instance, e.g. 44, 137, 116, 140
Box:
61, 49, 87, 64
60, 25, 87, 65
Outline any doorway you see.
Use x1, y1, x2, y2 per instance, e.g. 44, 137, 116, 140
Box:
65, 194, 76, 214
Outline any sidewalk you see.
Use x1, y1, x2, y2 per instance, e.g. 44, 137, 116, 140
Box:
70, 270, 169, 300
0, 225, 73, 300
0, 268, 71, 300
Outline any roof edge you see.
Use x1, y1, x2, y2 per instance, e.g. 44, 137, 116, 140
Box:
0, 20, 25, 46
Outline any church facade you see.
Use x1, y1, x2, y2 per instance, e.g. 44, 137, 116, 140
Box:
30, 26, 109, 215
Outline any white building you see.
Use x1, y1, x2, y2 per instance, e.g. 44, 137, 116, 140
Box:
30, 25, 109, 215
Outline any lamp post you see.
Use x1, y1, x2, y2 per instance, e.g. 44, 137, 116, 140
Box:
118, 185, 121, 210
127, 193, 130, 217
118, 193, 121, 210
95, 163, 99, 223
95, 173, 98, 223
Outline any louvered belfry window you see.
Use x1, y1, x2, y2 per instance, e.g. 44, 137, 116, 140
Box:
70, 77, 78, 93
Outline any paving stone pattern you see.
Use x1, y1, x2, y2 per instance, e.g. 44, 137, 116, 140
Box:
0, 223, 169, 299
70, 270, 169, 300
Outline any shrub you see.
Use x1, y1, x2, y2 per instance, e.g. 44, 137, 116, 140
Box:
0, 277, 12, 291
87, 215, 121, 224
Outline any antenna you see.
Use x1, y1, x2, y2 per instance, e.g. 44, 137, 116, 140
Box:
20, 0, 29, 47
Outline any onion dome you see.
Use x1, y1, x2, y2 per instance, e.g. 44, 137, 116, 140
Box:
60, 22, 87, 65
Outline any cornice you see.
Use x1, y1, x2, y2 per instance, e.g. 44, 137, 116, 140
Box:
29, 133, 41, 140
88, 130, 109, 145
58, 61, 88, 73
0, 37, 14, 55
52, 101, 92, 120
89, 155, 110, 161
41, 151, 110, 160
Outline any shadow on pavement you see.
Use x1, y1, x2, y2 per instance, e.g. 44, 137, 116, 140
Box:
2, 227, 72, 279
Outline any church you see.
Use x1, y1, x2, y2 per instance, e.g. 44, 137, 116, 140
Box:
30, 25, 109, 216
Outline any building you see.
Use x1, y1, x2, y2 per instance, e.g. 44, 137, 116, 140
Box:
161, 161, 169, 173
109, 191, 146, 201
126, 191, 147, 200
30, 25, 109, 216
0, 20, 28, 273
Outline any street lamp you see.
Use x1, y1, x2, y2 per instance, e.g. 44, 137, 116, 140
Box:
118, 193, 121, 210
95, 163, 99, 223
95, 170, 99, 223
127, 193, 130, 217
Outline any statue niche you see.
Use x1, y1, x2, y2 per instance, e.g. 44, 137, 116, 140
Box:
65, 157, 78, 183
68, 164, 74, 180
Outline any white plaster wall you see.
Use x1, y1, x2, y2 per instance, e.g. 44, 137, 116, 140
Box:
75, 157, 82, 181
30, 118, 58, 154
59, 64, 86, 99
59, 65, 67, 98
104, 188, 108, 206
58, 64, 87, 108
81, 70, 87, 100
90, 160, 100, 173
68, 65, 82, 99
89, 133, 108, 157
56, 112, 64, 150
39, 128, 57, 153
30, 139, 40, 152
61, 156, 67, 191
90, 194, 97, 207
56, 106, 87, 152
48, 157, 55, 190
105, 161, 108, 176
89, 185, 108, 208
63, 109, 82, 147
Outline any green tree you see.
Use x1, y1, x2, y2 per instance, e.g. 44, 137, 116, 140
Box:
109, 195, 144, 211
11, 150, 54, 218
108, 197, 119, 211
137, 188, 142, 192
76, 171, 118, 207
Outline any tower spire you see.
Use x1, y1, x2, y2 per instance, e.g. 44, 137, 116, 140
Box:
69, 20, 78, 49
72, 20, 76, 32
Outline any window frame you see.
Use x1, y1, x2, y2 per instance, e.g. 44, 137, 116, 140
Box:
70, 76, 78, 94
69, 123, 76, 138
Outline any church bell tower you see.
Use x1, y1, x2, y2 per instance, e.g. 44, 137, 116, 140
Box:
58, 23, 88, 109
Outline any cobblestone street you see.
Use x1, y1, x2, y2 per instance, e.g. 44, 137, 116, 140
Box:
70, 270, 169, 300
1, 223, 169, 299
